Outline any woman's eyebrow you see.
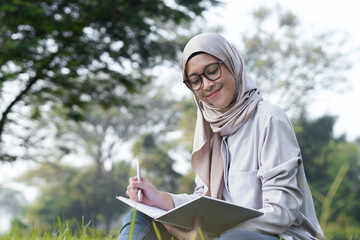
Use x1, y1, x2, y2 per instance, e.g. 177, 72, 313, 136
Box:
187, 63, 207, 76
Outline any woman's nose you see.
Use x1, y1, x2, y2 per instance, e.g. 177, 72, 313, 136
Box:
202, 76, 214, 90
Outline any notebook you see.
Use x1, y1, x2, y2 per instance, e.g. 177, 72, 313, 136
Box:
117, 195, 263, 235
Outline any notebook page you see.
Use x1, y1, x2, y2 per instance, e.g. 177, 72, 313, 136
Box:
117, 196, 167, 218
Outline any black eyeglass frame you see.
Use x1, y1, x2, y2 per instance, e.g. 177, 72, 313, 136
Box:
183, 60, 224, 91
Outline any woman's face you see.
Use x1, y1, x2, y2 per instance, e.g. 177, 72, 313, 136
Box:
185, 53, 236, 109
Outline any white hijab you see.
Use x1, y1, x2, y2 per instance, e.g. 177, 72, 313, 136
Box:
181, 32, 263, 198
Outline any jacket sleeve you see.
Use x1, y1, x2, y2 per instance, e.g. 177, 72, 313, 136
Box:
170, 174, 206, 207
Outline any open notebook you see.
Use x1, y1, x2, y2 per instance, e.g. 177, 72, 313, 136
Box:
117, 195, 263, 235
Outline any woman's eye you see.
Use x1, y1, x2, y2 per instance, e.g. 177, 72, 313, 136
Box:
191, 78, 201, 85
206, 66, 219, 75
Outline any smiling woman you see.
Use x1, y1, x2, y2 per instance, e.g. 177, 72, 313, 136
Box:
117, 32, 325, 240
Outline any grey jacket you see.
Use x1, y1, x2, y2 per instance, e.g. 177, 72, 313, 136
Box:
171, 101, 325, 240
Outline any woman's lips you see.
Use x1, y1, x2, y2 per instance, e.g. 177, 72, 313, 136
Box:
207, 87, 222, 98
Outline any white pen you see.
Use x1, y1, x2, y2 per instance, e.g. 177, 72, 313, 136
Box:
136, 159, 142, 202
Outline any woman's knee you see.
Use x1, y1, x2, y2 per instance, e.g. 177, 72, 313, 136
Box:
125, 210, 152, 227
118, 210, 154, 240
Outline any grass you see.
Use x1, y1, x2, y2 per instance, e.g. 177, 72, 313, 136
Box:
0, 209, 358, 239
0, 216, 119, 240
0, 209, 205, 240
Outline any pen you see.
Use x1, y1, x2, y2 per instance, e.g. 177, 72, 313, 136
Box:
136, 159, 141, 202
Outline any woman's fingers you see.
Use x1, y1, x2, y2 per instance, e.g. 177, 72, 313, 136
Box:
126, 176, 159, 204
162, 214, 206, 240
162, 223, 188, 240
126, 177, 145, 201
129, 176, 139, 182
126, 185, 139, 201
193, 214, 202, 228
129, 176, 146, 182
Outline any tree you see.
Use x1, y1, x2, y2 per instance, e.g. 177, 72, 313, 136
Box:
18, 161, 131, 233
293, 112, 360, 236
240, 6, 351, 113
293, 111, 337, 183
19, 76, 182, 165
0, 0, 219, 160
13, 80, 181, 231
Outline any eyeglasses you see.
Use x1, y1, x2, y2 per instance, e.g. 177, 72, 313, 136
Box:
183, 60, 223, 91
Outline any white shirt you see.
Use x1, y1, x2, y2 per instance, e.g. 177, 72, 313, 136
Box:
171, 101, 325, 240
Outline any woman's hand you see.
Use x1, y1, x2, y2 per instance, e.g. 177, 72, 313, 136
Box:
162, 215, 212, 240
126, 176, 174, 210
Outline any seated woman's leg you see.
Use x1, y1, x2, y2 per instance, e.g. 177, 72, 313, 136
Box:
118, 210, 173, 240
216, 230, 279, 240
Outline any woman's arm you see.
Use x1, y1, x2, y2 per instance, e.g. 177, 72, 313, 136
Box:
171, 174, 207, 207
126, 169, 207, 211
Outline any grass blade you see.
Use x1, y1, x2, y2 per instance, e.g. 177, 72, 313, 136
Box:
197, 227, 205, 240
129, 209, 137, 240
152, 221, 162, 240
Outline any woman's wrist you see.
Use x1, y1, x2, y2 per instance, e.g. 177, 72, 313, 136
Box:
156, 192, 175, 211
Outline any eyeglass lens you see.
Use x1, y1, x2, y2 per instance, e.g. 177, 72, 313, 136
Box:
187, 62, 221, 91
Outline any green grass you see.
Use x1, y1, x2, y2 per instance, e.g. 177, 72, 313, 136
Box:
0, 216, 119, 240
0, 209, 204, 240
324, 226, 359, 240
1, 210, 358, 240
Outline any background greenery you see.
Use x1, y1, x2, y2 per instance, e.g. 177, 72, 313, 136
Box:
0, 0, 359, 239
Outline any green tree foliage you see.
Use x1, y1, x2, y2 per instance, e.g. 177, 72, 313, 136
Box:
0, 0, 219, 160
18, 161, 131, 233
314, 141, 360, 225
294, 113, 360, 235
294, 112, 337, 184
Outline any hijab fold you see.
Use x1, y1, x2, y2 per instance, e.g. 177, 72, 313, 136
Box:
181, 33, 263, 199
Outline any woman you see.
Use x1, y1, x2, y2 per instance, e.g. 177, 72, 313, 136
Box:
119, 32, 325, 240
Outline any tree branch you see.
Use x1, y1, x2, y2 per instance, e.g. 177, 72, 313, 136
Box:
0, 74, 40, 143
0, 53, 57, 144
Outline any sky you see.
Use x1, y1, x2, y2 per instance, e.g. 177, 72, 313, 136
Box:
1, 0, 360, 232
203, 0, 360, 141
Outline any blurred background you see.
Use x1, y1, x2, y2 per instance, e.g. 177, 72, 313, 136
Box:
0, 0, 359, 239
